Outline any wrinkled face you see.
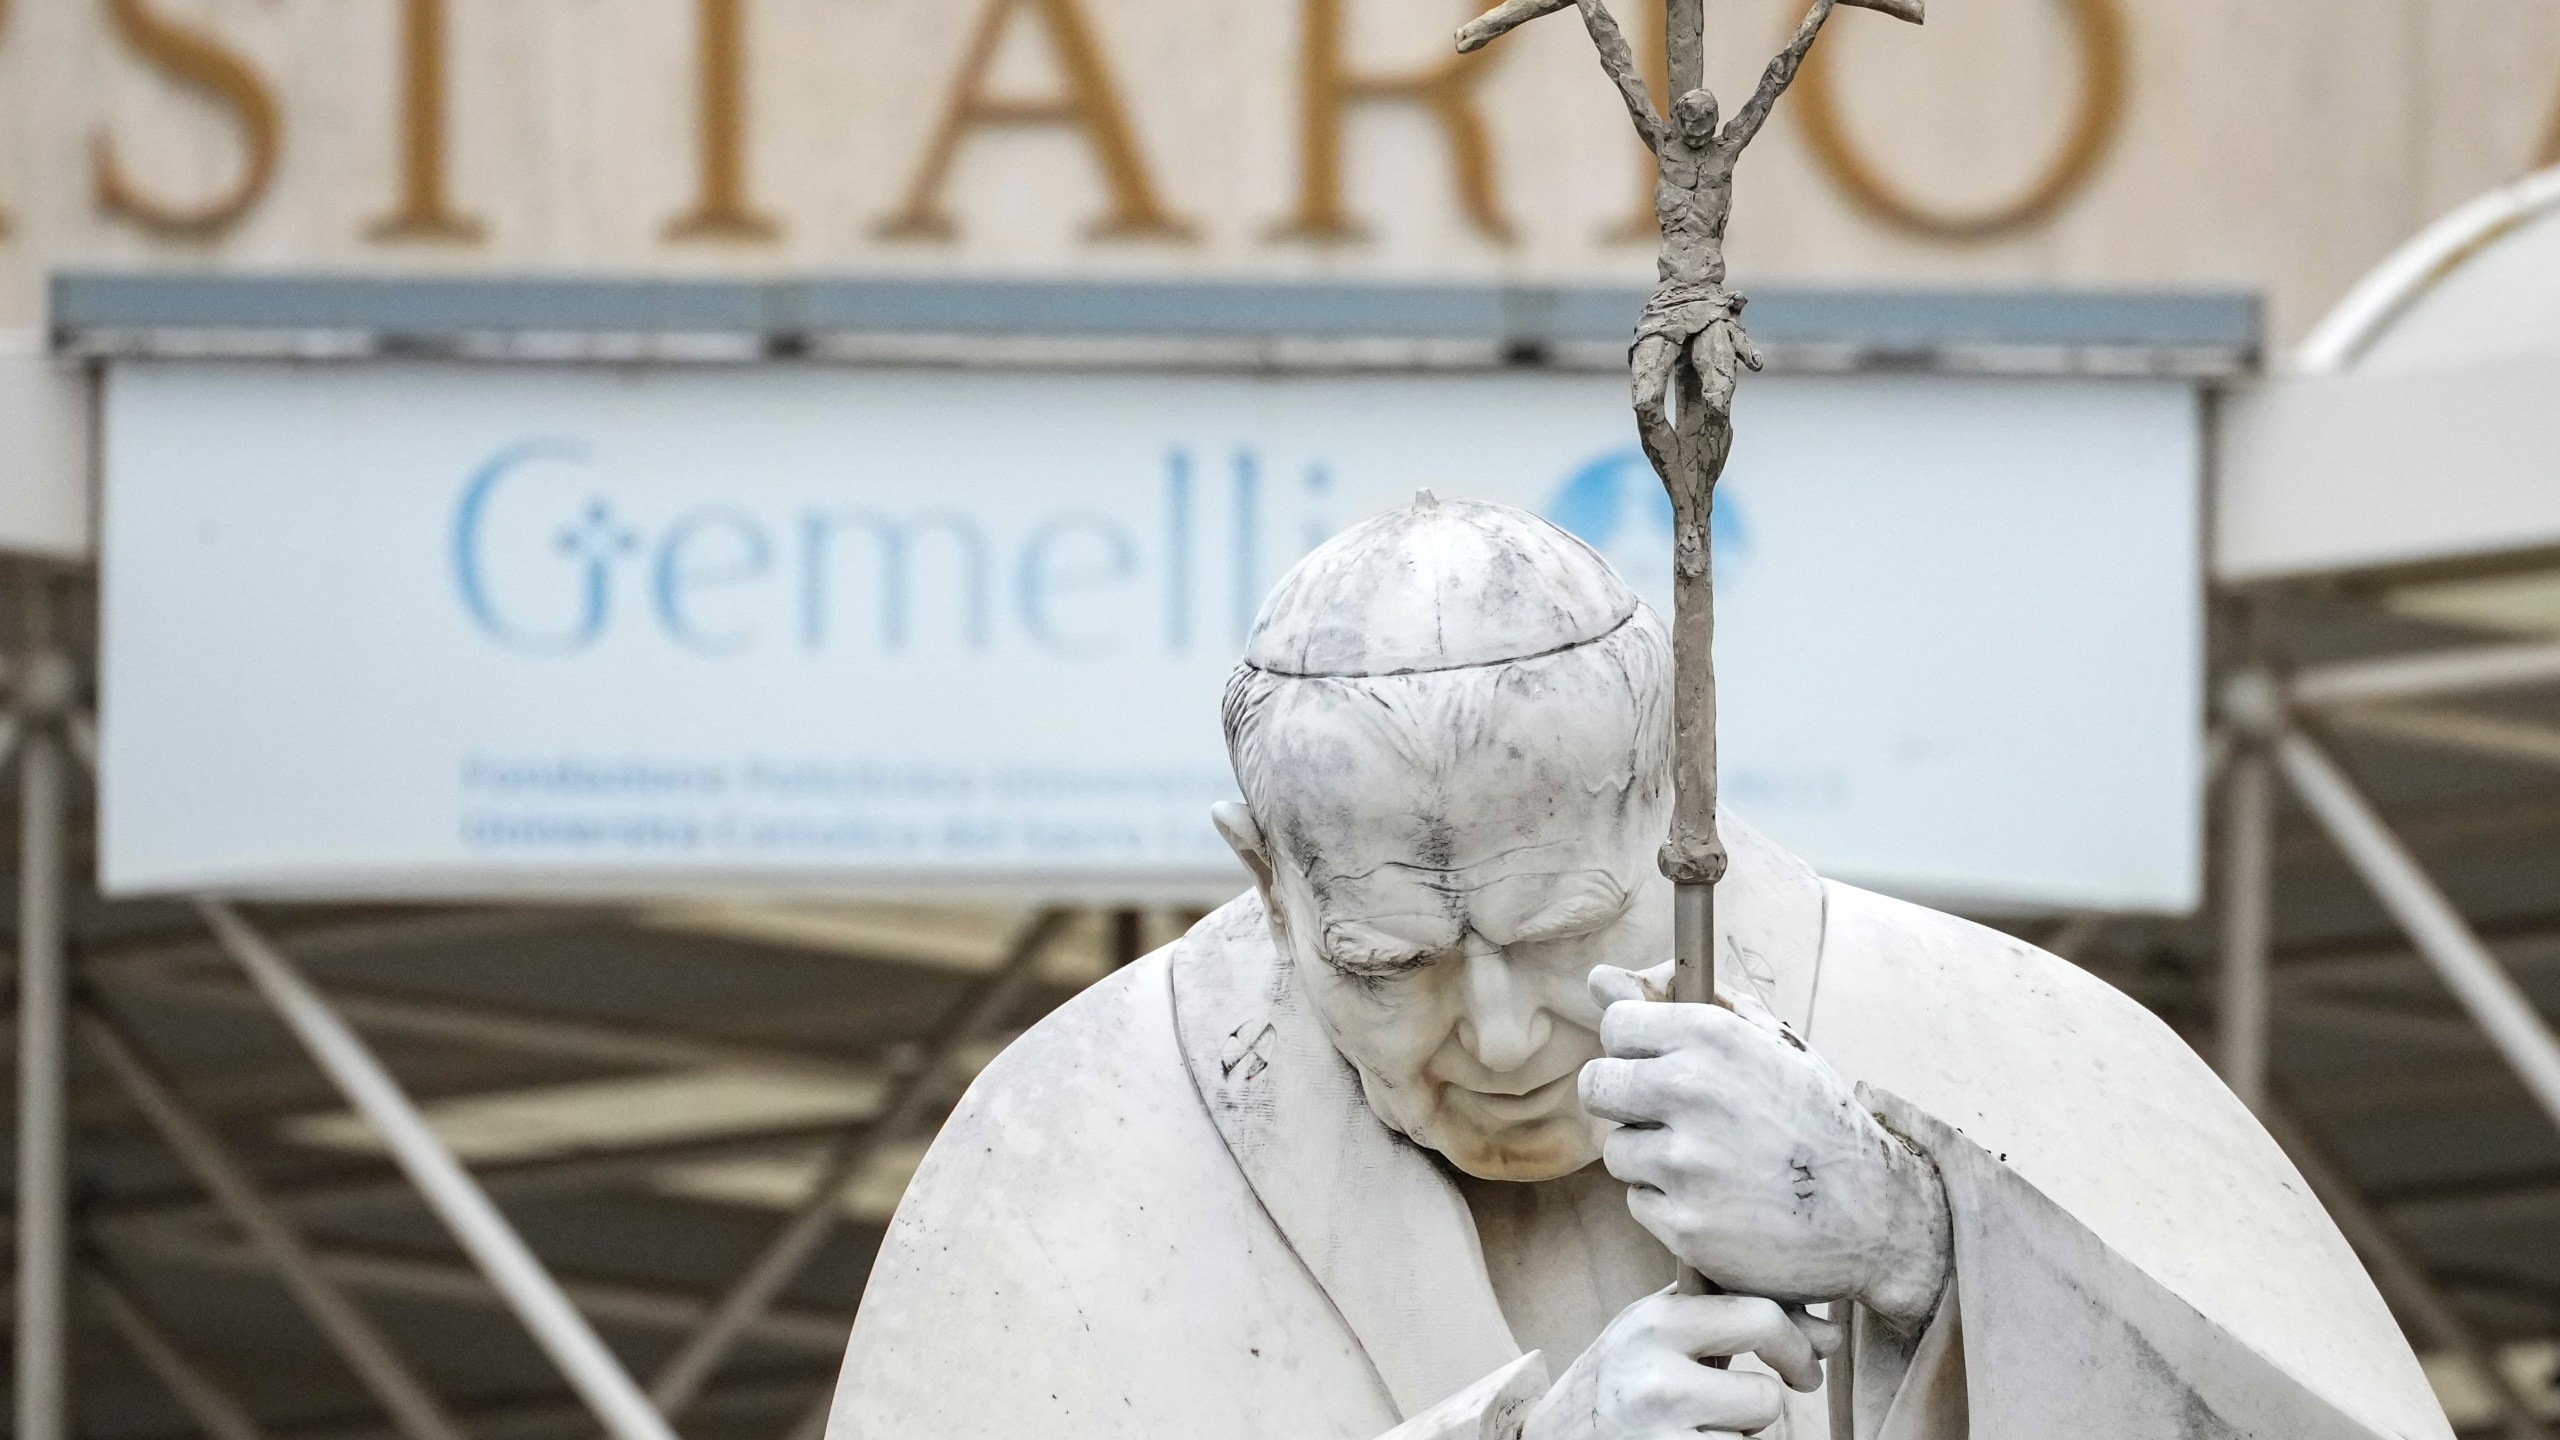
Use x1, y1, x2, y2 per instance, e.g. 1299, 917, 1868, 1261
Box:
1245, 680, 1669, 1181
1673, 87, 1719, 144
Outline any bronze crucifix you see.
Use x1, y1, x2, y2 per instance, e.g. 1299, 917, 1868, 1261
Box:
1456, 0, 1920, 1011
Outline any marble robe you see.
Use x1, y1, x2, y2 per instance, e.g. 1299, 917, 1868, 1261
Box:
824, 820, 2450, 1440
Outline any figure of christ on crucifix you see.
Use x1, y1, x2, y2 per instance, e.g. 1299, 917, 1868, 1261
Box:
1465, 0, 1839, 508
1457, 0, 1922, 951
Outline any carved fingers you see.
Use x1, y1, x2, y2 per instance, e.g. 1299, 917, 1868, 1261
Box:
1585, 962, 1668, 1010
1635, 1291, 1828, 1392
1612, 1351, 1785, 1436
1575, 976, 1938, 1310
1586, 981, 1793, 1065
1523, 1291, 1833, 1440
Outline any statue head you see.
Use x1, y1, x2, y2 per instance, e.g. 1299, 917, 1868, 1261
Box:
1214, 494, 1673, 1182
1672, 87, 1719, 144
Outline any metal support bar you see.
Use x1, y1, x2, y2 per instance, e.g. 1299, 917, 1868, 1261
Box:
2279, 995, 2486, 1050
85, 1265, 274, 1440
77, 1005, 471, 1440
2292, 641, 2560, 708
196, 899, 681, 1440
279, 1375, 823, 1440
2218, 747, 2274, 1110
2260, 1097, 2551, 1440
95, 967, 880, 1085
2203, 725, 2236, 789
1109, 908, 1145, 968
2281, 928, 2560, 991
110, 1229, 851, 1350
2041, 913, 2107, 965
18, 722, 68, 1440
645, 906, 1074, 1419
93, 907, 603, 978
2328, 704, 2560, 771
62, 711, 96, 777
2273, 730, 2560, 1127
92, 1113, 914, 1233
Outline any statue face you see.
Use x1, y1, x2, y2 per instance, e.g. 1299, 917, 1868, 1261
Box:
1230, 678, 1669, 1182
1673, 87, 1719, 143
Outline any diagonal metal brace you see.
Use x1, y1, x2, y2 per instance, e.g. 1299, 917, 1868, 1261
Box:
646, 906, 1077, 1420
196, 898, 681, 1440
79, 1004, 471, 1440
2260, 1097, 2551, 1440
2272, 728, 2560, 1128
85, 1263, 274, 1440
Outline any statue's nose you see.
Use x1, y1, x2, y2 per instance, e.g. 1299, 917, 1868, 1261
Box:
1457, 943, 1552, 1074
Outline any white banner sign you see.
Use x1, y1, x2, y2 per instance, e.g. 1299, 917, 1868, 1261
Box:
103, 361, 2200, 910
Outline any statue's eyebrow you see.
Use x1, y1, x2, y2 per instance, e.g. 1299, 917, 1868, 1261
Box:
1493, 878, 1634, 943
1325, 840, 1583, 885
1332, 942, 1430, 970
1317, 917, 1456, 973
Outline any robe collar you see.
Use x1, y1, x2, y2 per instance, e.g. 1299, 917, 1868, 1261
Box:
1170, 813, 1828, 1418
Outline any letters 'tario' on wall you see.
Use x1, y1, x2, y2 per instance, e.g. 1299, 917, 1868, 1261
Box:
68, 0, 2141, 248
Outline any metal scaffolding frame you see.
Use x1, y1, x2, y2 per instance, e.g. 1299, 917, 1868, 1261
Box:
0, 587, 683, 1440
2215, 646, 2560, 1436
2204, 174, 2560, 1436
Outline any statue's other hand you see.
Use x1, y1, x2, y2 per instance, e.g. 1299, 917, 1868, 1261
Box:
1521, 1290, 1835, 1440
1580, 970, 1952, 1331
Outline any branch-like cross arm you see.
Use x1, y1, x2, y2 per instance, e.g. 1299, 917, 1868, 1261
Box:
1726, 0, 1924, 150
1725, 0, 1837, 150
1574, 0, 1667, 155
1455, 0, 1575, 54
1456, 0, 1665, 155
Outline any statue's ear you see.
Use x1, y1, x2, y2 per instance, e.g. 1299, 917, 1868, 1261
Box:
1211, 801, 1278, 900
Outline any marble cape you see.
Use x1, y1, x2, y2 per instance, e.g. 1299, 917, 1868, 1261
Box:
824, 820, 2448, 1440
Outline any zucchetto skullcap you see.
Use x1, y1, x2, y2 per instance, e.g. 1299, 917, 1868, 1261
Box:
1241, 491, 1638, 678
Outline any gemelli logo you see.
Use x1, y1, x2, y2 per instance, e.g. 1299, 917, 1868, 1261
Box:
1543, 446, 1747, 615
448, 438, 1337, 659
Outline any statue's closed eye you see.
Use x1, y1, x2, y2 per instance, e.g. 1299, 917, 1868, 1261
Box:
1323, 943, 1434, 981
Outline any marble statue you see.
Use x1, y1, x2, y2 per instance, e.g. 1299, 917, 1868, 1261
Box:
824, 497, 2451, 1440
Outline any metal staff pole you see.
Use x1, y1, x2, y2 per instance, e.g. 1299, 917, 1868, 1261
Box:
17, 576, 70, 1440
1458, 3, 1918, 1423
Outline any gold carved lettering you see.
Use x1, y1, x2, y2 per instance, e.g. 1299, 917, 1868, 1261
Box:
94, 0, 282, 238
371, 0, 481, 242
880, 0, 1189, 242
667, 0, 778, 241
1276, 0, 1512, 244
1796, 0, 2126, 242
